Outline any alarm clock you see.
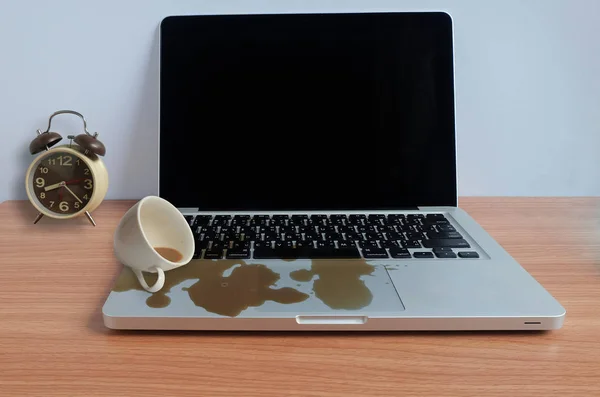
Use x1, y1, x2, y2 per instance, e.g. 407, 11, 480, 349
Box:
25, 110, 109, 226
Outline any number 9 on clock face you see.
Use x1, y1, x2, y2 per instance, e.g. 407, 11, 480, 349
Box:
26, 149, 95, 217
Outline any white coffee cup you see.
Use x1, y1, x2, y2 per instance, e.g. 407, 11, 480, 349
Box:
113, 196, 195, 293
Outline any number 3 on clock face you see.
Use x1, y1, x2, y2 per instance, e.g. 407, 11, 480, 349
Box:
27, 149, 96, 217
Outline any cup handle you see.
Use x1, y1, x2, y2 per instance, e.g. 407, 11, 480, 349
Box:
133, 267, 165, 293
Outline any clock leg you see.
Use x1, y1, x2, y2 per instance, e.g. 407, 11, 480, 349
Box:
85, 211, 97, 226
33, 213, 44, 224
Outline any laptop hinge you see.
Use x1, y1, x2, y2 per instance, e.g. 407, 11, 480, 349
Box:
178, 208, 199, 213
178, 207, 421, 213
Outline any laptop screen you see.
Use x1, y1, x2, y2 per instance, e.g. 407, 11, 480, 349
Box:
159, 12, 457, 210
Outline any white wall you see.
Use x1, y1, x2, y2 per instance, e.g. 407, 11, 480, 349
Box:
1, 0, 599, 202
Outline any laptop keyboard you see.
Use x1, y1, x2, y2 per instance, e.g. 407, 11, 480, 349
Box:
185, 213, 479, 260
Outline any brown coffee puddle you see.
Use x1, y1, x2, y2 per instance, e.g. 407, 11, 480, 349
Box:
112, 259, 309, 317
290, 259, 375, 310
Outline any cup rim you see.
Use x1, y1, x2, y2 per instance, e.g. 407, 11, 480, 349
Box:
135, 195, 194, 265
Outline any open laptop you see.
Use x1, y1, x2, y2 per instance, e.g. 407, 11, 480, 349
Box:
102, 11, 566, 331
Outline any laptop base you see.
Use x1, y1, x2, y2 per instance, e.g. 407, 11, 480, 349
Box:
102, 256, 564, 331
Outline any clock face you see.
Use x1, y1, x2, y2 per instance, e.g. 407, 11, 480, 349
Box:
31, 151, 94, 215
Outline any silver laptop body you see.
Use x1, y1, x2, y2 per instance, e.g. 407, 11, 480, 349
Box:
103, 12, 565, 331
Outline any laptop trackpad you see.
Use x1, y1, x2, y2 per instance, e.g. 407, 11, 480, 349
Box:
250, 259, 405, 316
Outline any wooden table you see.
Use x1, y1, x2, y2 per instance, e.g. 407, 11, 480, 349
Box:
0, 198, 599, 396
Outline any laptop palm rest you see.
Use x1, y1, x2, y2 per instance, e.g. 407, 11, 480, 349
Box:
104, 258, 405, 322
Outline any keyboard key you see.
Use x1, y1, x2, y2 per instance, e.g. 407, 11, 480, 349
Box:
337, 240, 356, 248
422, 239, 470, 249
438, 224, 456, 232
425, 214, 445, 219
403, 218, 421, 226
432, 247, 453, 252
407, 214, 424, 220
196, 239, 210, 249
364, 232, 384, 241
367, 215, 385, 225
458, 251, 480, 258
276, 241, 293, 249
254, 241, 272, 249
202, 233, 217, 242
389, 247, 411, 258
386, 231, 403, 241
310, 215, 327, 224
348, 214, 366, 225
259, 225, 277, 234
193, 215, 212, 228
358, 241, 378, 248
319, 225, 336, 234
380, 239, 402, 248
426, 232, 463, 239
251, 216, 269, 226
296, 241, 315, 249
404, 240, 422, 248
279, 225, 296, 234
212, 215, 231, 226
379, 225, 397, 233
193, 242, 204, 258
253, 247, 290, 259
362, 247, 389, 259
387, 214, 404, 225
405, 231, 425, 240
325, 233, 342, 241
398, 224, 415, 232
304, 232, 319, 241
204, 249, 224, 259
413, 252, 434, 258
242, 231, 257, 240
416, 224, 437, 232
299, 225, 318, 233
184, 215, 194, 226
222, 232, 241, 242
368, 214, 386, 220
263, 232, 277, 241
312, 247, 361, 259
423, 218, 449, 225
285, 233, 297, 241
219, 225, 234, 233
338, 225, 356, 234
358, 225, 377, 233
226, 248, 250, 259
232, 241, 250, 249
232, 215, 250, 225
253, 246, 360, 259
330, 215, 347, 225
434, 251, 457, 258
271, 217, 287, 226
317, 240, 335, 248
344, 232, 361, 241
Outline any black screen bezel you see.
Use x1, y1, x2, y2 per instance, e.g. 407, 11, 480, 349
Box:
158, 12, 458, 210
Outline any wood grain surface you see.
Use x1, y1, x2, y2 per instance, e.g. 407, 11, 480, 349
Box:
0, 198, 599, 396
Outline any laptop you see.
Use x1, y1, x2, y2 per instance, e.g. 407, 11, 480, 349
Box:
102, 11, 565, 331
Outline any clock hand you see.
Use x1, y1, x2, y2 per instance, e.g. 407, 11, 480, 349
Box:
44, 181, 66, 192
63, 185, 83, 204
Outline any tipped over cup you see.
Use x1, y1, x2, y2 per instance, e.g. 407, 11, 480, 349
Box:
113, 196, 195, 292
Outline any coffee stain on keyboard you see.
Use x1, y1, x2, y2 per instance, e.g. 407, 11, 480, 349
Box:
290, 259, 375, 310
112, 259, 309, 317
